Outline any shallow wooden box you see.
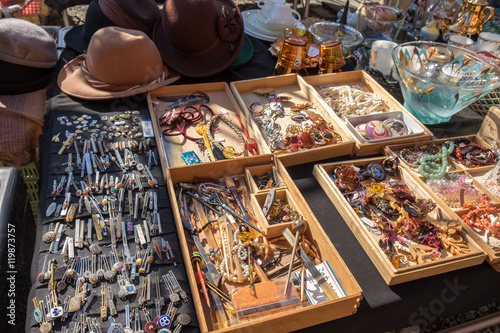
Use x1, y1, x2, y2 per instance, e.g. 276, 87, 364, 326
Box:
147, 82, 267, 168
303, 71, 434, 156
230, 74, 354, 167
244, 162, 286, 194
313, 157, 486, 285
166, 155, 363, 332
455, 204, 500, 272
251, 189, 299, 239
384, 136, 500, 270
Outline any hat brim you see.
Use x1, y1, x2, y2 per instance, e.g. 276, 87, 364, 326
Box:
57, 56, 181, 100
0, 88, 47, 125
229, 34, 254, 69
152, 1, 244, 78
64, 25, 87, 54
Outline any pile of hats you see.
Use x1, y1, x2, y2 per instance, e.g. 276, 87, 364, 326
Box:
58, 0, 248, 100
0, 18, 57, 166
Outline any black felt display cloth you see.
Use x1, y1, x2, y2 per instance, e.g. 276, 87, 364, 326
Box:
25, 33, 500, 333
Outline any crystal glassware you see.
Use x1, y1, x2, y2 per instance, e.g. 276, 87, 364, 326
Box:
392, 41, 500, 124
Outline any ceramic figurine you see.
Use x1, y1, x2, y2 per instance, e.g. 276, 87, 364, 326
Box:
421, 21, 440, 40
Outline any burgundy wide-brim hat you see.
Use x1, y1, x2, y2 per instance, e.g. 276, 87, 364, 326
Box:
65, 0, 161, 54
153, 0, 244, 78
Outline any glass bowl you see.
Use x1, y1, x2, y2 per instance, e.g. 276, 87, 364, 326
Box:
309, 22, 363, 50
392, 41, 500, 124
357, 4, 406, 41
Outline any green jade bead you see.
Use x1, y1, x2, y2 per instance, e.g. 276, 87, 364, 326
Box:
418, 142, 455, 179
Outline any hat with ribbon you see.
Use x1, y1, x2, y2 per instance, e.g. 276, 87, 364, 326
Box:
65, 0, 161, 54
0, 18, 57, 94
153, 0, 244, 78
58, 26, 180, 100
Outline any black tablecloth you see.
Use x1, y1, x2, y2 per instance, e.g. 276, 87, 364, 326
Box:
25, 34, 500, 333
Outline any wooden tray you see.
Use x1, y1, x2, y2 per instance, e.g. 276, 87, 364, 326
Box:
251, 189, 300, 239
230, 74, 354, 167
384, 135, 498, 175
303, 71, 434, 156
244, 162, 287, 194
313, 157, 486, 285
147, 82, 268, 168
166, 155, 363, 332
384, 137, 500, 271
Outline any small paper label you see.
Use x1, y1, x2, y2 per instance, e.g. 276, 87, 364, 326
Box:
141, 120, 155, 138
294, 260, 346, 305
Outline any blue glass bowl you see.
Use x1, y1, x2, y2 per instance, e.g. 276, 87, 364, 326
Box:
392, 41, 500, 124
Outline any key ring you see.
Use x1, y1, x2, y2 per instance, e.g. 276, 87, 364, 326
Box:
162, 104, 214, 141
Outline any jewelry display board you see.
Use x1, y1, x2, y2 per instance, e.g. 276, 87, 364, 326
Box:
26, 107, 199, 333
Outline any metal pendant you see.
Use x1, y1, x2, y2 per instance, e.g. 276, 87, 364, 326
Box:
42, 231, 56, 243
157, 315, 172, 328
33, 308, 42, 323
45, 202, 57, 217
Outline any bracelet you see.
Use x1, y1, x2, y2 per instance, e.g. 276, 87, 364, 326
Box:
161, 104, 214, 141
206, 114, 245, 158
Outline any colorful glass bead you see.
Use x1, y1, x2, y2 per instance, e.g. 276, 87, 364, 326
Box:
366, 120, 391, 140
355, 123, 370, 139
223, 146, 236, 159
383, 118, 408, 137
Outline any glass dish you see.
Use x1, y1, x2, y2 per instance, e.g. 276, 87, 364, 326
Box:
309, 22, 363, 50
357, 4, 406, 41
392, 41, 500, 124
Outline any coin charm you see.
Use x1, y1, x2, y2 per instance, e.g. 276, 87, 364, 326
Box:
42, 231, 56, 243
40, 322, 52, 333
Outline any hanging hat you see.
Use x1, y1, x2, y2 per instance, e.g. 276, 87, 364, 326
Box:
0, 18, 57, 94
58, 26, 180, 100
153, 0, 244, 78
64, 0, 161, 54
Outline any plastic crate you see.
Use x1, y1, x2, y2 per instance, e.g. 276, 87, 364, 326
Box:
470, 89, 500, 117
12, 0, 50, 25
0, 161, 39, 215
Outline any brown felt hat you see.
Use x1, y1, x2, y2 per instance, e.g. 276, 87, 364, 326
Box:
153, 0, 244, 78
58, 26, 180, 100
